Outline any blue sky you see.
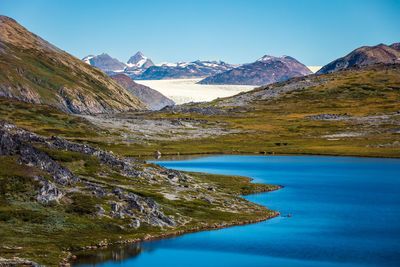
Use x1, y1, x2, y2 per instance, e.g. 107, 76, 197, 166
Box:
1, 0, 399, 65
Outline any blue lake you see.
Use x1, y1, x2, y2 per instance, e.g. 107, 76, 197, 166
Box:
75, 155, 400, 267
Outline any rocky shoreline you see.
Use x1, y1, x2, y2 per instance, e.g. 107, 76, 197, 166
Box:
66, 210, 280, 266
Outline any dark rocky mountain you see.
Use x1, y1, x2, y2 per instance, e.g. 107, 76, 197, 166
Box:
0, 15, 145, 114
111, 74, 174, 110
137, 60, 236, 80
198, 55, 312, 86
317, 43, 400, 74
83, 53, 127, 73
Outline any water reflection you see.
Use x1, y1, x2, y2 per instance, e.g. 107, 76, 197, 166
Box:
74, 243, 145, 265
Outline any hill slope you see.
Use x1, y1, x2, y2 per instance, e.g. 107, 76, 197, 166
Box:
111, 74, 174, 110
317, 43, 400, 74
147, 64, 399, 157
199, 55, 312, 85
0, 15, 145, 114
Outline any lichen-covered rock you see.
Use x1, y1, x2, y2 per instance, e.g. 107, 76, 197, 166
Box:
0, 121, 180, 228
0, 257, 39, 267
129, 219, 141, 229
35, 176, 63, 204
0, 122, 78, 185
49, 136, 141, 177
112, 189, 176, 227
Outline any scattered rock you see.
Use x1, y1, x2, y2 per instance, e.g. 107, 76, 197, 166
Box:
34, 176, 63, 204
306, 113, 350, 121
129, 219, 141, 229
0, 257, 39, 267
154, 150, 162, 159
95, 205, 106, 217
0, 122, 78, 185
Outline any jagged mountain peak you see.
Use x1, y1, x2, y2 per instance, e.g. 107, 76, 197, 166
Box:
127, 51, 154, 69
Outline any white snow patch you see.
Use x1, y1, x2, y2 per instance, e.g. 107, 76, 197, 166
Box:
82, 56, 94, 65
307, 66, 322, 73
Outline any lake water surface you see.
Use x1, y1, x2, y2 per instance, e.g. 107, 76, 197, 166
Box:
74, 155, 400, 267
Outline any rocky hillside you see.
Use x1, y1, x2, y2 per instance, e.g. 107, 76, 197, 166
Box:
0, 112, 276, 265
137, 60, 236, 80
111, 74, 174, 110
83, 53, 127, 73
0, 15, 145, 114
317, 43, 400, 74
199, 55, 312, 85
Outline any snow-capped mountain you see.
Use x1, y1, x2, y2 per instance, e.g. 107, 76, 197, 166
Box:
82, 52, 237, 79
126, 51, 154, 69
137, 60, 237, 80
199, 55, 312, 85
82, 53, 126, 73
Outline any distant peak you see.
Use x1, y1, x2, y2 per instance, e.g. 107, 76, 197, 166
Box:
257, 55, 298, 62
257, 55, 282, 62
127, 51, 154, 68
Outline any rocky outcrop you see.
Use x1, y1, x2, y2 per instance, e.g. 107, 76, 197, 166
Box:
161, 103, 226, 115
0, 121, 177, 228
111, 74, 175, 110
35, 176, 64, 204
317, 42, 400, 74
49, 136, 141, 177
199, 55, 312, 86
0, 122, 78, 185
0, 257, 39, 267
306, 113, 350, 121
112, 189, 176, 227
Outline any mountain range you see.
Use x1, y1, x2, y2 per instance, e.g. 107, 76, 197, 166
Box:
82, 53, 316, 86
82, 53, 237, 80
138, 60, 236, 80
198, 55, 312, 86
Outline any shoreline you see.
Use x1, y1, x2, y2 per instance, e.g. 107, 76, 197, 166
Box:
139, 150, 400, 161
68, 212, 280, 266
67, 185, 282, 266
68, 211, 280, 266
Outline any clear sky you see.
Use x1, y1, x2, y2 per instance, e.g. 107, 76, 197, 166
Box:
1, 0, 399, 65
